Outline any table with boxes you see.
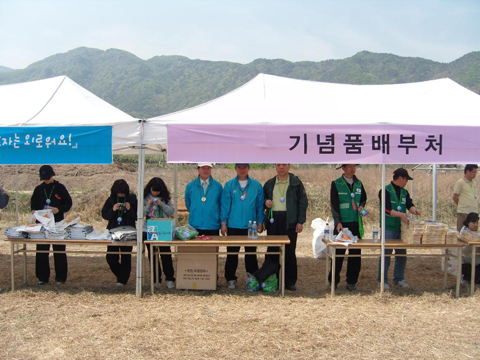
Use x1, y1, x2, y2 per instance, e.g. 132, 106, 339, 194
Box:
325, 219, 463, 297
146, 218, 290, 295
145, 236, 290, 296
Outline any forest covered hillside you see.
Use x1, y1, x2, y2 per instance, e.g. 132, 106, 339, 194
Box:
0, 47, 479, 119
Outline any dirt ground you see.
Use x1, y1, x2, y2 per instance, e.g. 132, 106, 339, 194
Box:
0, 165, 479, 359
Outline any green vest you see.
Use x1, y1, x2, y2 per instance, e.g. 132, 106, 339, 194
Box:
334, 177, 362, 223
381, 183, 407, 232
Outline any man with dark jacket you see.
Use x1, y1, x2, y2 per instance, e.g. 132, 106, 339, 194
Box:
31, 165, 72, 285
264, 164, 308, 291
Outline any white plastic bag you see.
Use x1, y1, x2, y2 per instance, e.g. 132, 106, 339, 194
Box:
311, 218, 327, 258
441, 249, 459, 276
34, 209, 55, 227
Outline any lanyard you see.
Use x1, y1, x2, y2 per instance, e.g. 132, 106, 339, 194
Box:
276, 176, 288, 203
467, 179, 477, 199
150, 197, 164, 218
201, 179, 209, 203
390, 187, 403, 212
44, 185, 55, 205
117, 196, 125, 224
238, 180, 249, 201
342, 177, 358, 211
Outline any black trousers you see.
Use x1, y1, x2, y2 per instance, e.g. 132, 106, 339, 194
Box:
328, 221, 362, 286
143, 233, 175, 283
106, 245, 132, 285
462, 263, 480, 285
265, 211, 298, 287
35, 244, 68, 283
224, 227, 258, 281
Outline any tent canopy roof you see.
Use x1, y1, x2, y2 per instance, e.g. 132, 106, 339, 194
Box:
0, 76, 142, 152
148, 74, 480, 164
148, 73, 480, 127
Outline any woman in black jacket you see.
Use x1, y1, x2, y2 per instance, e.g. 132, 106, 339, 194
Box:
101, 179, 137, 286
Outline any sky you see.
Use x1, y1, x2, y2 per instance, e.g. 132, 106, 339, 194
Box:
0, 0, 479, 70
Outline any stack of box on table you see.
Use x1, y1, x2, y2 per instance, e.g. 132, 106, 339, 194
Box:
401, 219, 424, 244
401, 219, 458, 244
422, 222, 450, 244
445, 229, 459, 244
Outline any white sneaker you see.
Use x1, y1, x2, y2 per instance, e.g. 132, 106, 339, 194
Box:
395, 280, 410, 288
116, 282, 124, 286
227, 280, 236, 289
379, 283, 390, 290
167, 281, 175, 289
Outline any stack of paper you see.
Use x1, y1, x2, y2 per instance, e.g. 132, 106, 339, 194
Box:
445, 229, 459, 244
5, 226, 28, 239
45, 228, 69, 239
422, 222, 449, 244
22, 224, 45, 239
68, 224, 94, 239
401, 219, 424, 244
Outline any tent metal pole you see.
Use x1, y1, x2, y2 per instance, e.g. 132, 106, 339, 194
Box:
136, 145, 146, 297
432, 164, 437, 221
174, 163, 178, 222
380, 164, 386, 294
15, 165, 19, 225
136, 119, 147, 298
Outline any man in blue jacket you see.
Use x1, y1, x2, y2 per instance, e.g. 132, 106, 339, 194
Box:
221, 164, 265, 289
185, 163, 223, 235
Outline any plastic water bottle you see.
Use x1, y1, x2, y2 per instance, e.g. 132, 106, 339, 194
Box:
324, 222, 330, 241
373, 225, 379, 242
252, 221, 258, 239
248, 220, 253, 238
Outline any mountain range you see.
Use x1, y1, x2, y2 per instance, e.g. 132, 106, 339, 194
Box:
0, 47, 479, 119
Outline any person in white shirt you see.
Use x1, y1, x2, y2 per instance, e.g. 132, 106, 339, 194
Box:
453, 164, 479, 231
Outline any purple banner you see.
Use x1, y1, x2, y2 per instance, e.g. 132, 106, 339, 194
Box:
167, 124, 480, 164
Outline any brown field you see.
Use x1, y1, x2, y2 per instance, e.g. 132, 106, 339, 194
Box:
0, 164, 479, 359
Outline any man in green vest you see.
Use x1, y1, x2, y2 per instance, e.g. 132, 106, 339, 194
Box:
329, 164, 367, 291
378, 168, 421, 290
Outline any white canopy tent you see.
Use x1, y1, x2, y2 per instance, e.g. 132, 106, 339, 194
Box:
146, 73, 480, 128
145, 73, 480, 294
0, 76, 151, 296
0, 76, 142, 151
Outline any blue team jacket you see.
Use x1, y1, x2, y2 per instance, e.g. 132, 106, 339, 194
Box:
185, 175, 223, 230
221, 176, 265, 229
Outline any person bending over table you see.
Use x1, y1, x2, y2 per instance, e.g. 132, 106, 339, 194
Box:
31, 165, 72, 285
459, 212, 480, 286
143, 177, 175, 289
378, 168, 420, 290
102, 179, 137, 286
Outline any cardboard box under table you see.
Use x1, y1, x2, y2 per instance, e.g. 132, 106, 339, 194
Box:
176, 245, 218, 290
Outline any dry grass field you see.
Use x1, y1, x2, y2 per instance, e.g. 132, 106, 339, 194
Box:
0, 164, 479, 359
